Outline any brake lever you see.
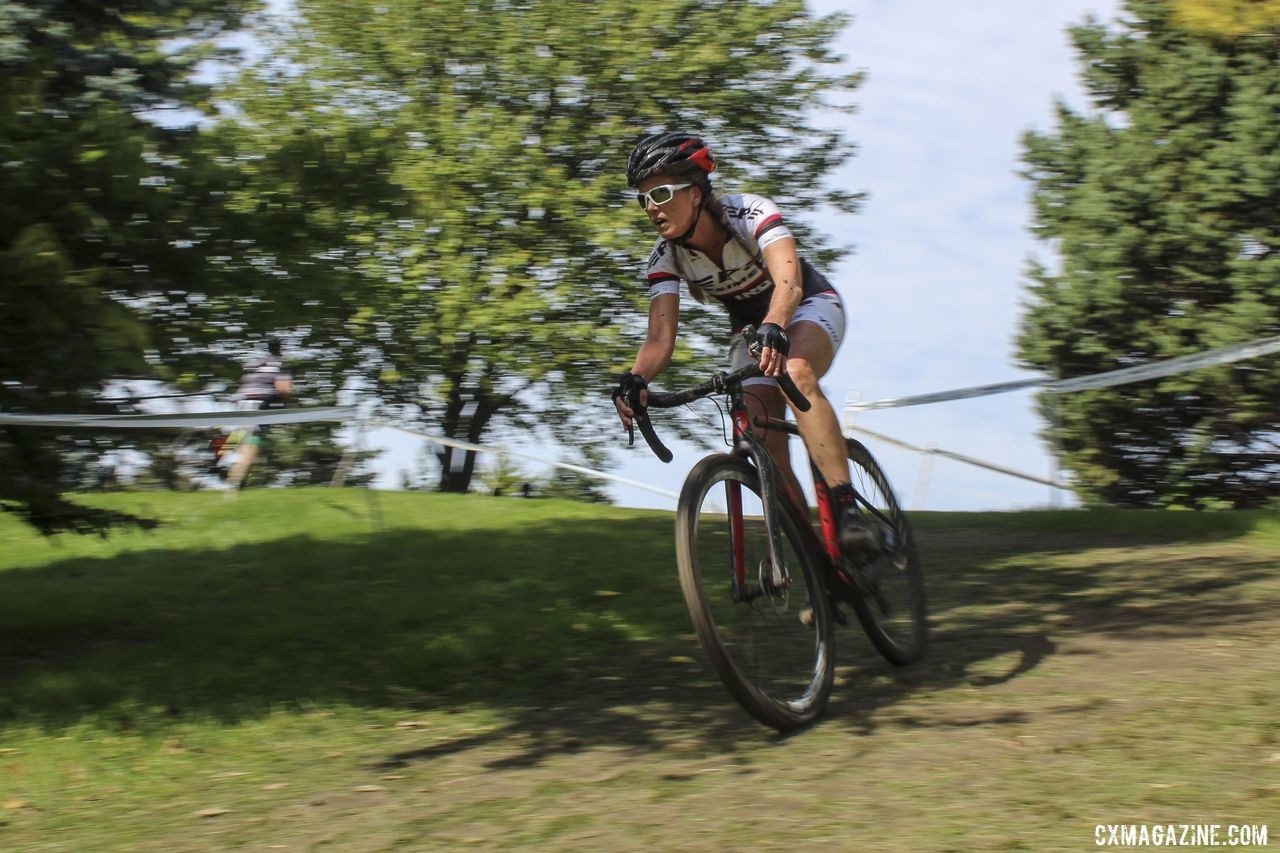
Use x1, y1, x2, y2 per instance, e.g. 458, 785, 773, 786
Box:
738, 325, 811, 412
625, 387, 673, 463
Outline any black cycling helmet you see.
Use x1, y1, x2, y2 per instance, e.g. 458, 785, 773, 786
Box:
267, 336, 283, 356
626, 131, 717, 188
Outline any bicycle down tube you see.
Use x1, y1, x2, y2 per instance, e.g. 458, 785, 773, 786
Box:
730, 405, 790, 596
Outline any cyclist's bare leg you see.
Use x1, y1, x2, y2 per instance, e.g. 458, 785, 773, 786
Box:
782, 321, 850, 489
785, 321, 883, 564
227, 443, 258, 491
742, 385, 805, 502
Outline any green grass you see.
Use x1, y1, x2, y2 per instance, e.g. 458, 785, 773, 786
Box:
0, 490, 1277, 851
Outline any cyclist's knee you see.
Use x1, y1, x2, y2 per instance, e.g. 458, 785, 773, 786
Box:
784, 357, 823, 392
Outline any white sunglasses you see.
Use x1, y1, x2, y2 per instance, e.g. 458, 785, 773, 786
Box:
636, 182, 693, 208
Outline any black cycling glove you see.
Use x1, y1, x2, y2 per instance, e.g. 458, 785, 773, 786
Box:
611, 371, 648, 409
756, 323, 790, 356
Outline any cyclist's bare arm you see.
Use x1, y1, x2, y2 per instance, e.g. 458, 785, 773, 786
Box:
617, 292, 679, 428
758, 237, 804, 376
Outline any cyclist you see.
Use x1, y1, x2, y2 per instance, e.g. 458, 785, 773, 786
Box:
611, 131, 876, 560
225, 336, 293, 490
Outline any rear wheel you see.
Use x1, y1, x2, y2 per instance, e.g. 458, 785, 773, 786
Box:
840, 439, 928, 665
675, 454, 834, 731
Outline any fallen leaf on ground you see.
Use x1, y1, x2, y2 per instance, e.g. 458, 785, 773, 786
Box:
194, 807, 229, 818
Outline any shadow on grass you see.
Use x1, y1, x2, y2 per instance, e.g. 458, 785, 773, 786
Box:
0, 511, 1275, 767
826, 522, 1278, 735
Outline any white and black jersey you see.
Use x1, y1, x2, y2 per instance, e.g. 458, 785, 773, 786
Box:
642, 192, 838, 330
237, 355, 291, 403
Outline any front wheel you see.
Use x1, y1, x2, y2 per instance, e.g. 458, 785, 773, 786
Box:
841, 439, 928, 665
675, 454, 835, 731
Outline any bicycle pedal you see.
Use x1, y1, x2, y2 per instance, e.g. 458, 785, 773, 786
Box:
799, 604, 847, 628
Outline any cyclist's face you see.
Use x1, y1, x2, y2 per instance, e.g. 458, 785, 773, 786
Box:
637, 174, 699, 239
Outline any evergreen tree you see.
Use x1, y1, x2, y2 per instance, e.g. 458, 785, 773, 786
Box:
0, 0, 260, 531
1019, 0, 1280, 507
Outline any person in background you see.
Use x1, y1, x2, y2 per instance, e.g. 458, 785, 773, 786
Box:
226, 336, 293, 491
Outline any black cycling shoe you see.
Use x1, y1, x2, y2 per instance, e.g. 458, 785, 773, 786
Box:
838, 507, 882, 565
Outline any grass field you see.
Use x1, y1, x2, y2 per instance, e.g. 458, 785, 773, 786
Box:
0, 489, 1277, 851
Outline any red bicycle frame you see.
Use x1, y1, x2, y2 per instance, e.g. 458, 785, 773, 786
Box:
722, 392, 851, 601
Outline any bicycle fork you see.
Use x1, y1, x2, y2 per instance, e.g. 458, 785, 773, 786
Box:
727, 409, 790, 603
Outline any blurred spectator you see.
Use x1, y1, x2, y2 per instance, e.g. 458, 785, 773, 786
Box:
225, 337, 293, 491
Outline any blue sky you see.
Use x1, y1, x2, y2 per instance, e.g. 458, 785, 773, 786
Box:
369, 0, 1126, 510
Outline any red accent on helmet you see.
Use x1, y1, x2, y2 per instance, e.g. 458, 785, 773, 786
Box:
674, 138, 717, 173
686, 145, 717, 174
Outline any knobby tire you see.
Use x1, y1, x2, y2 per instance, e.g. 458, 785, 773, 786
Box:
842, 439, 928, 665
675, 454, 835, 731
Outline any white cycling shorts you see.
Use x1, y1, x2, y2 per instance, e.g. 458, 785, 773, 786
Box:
728, 291, 846, 388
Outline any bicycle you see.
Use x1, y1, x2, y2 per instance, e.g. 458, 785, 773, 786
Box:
621, 327, 928, 731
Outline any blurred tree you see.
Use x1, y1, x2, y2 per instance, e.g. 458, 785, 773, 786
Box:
477, 450, 530, 497
214, 0, 863, 492
1019, 0, 1280, 508
248, 423, 381, 488
539, 446, 614, 505
0, 0, 261, 531
1169, 0, 1280, 35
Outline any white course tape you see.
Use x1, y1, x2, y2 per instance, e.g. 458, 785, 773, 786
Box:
377, 422, 680, 501
2, 405, 679, 500
0, 402, 678, 501
847, 378, 1042, 412
1050, 335, 1280, 393
0, 406, 356, 428
12, 332, 1275, 504
846, 334, 1280, 412
843, 423, 1069, 490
